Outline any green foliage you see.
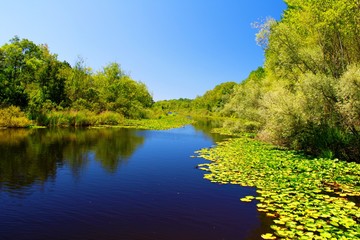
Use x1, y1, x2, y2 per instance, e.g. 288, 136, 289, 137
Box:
152, 98, 193, 115
64, 57, 94, 108
255, 0, 360, 161
218, 1, 360, 161
267, 0, 360, 80
252, 17, 276, 49
337, 64, 360, 130
93, 63, 153, 118
0, 37, 41, 108
34, 45, 69, 106
152, 81, 236, 117
221, 67, 265, 132
123, 115, 193, 130
45, 110, 125, 127
193, 81, 237, 114
0, 106, 32, 127
95, 111, 125, 125
0, 37, 154, 123
152, 82, 237, 118
196, 137, 360, 239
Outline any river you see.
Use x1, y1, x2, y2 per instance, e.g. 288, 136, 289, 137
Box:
0, 124, 271, 240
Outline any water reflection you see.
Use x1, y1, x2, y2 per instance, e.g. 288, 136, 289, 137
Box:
0, 125, 276, 240
192, 117, 230, 142
0, 128, 145, 193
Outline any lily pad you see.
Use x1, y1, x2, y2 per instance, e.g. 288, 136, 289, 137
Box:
261, 233, 276, 239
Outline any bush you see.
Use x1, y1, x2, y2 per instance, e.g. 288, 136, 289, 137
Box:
0, 106, 32, 127
95, 111, 125, 125
45, 110, 124, 127
337, 64, 360, 130
47, 110, 95, 127
258, 71, 360, 162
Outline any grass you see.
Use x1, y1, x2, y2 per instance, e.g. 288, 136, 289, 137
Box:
196, 137, 360, 239
121, 114, 194, 130
0, 106, 193, 130
46, 110, 125, 127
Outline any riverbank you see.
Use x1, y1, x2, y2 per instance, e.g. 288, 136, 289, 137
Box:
196, 136, 360, 239
0, 106, 193, 130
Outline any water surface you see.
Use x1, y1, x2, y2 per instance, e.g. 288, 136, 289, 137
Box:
0, 125, 270, 240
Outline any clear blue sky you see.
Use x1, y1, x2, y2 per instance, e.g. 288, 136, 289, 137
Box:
0, 0, 286, 101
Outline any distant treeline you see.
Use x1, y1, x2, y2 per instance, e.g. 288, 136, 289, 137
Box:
155, 0, 360, 162
0, 36, 153, 125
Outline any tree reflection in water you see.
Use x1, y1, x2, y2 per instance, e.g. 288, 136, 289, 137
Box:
0, 128, 145, 194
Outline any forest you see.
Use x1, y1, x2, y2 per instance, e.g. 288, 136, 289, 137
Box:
1, 0, 360, 162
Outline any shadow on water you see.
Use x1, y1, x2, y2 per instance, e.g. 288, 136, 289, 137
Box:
0, 128, 145, 194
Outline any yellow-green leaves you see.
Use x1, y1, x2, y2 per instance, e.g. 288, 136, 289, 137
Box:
240, 196, 255, 202
196, 137, 360, 239
261, 233, 276, 239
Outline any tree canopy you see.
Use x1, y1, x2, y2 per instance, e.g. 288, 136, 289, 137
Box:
0, 37, 154, 121
218, 0, 360, 161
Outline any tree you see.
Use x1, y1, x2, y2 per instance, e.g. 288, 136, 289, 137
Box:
93, 62, 153, 118
222, 67, 266, 132
0, 37, 42, 108
64, 57, 96, 110
193, 81, 237, 114
259, 0, 360, 160
35, 45, 68, 105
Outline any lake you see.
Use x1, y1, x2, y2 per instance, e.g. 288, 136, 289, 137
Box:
0, 123, 271, 240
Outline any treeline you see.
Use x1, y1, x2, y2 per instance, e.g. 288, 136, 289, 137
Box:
157, 0, 360, 162
0, 36, 153, 126
153, 81, 237, 116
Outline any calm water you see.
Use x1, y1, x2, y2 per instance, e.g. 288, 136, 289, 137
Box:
0, 124, 271, 240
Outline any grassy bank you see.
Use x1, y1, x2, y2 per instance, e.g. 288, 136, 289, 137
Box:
122, 115, 193, 130
196, 137, 360, 240
0, 106, 193, 130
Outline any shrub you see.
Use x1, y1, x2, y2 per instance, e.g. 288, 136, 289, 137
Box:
258, 72, 360, 162
337, 64, 360, 130
0, 106, 32, 128
95, 111, 125, 125
47, 110, 95, 127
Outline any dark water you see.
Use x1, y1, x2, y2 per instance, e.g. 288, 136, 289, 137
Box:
0, 124, 271, 240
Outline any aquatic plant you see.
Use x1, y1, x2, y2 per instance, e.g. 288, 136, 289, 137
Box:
123, 115, 194, 130
196, 137, 360, 239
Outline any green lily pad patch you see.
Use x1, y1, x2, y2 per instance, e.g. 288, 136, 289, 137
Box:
196, 137, 360, 239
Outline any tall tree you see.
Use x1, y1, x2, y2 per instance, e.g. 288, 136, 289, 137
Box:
0, 37, 42, 108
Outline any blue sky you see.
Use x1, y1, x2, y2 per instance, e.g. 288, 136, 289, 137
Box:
0, 0, 286, 101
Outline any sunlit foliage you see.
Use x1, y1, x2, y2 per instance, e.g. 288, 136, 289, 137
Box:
215, 0, 360, 161
196, 136, 360, 239
0, 37, 154, 125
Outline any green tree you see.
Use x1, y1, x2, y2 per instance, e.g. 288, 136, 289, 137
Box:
36, 45, 69, 105
193, 81, 237, 114
220, 0, 360, 161
0, 37, 42, 108
64, 57, 96, 110
93, 62, 153, 118
259, 0, 360, 160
